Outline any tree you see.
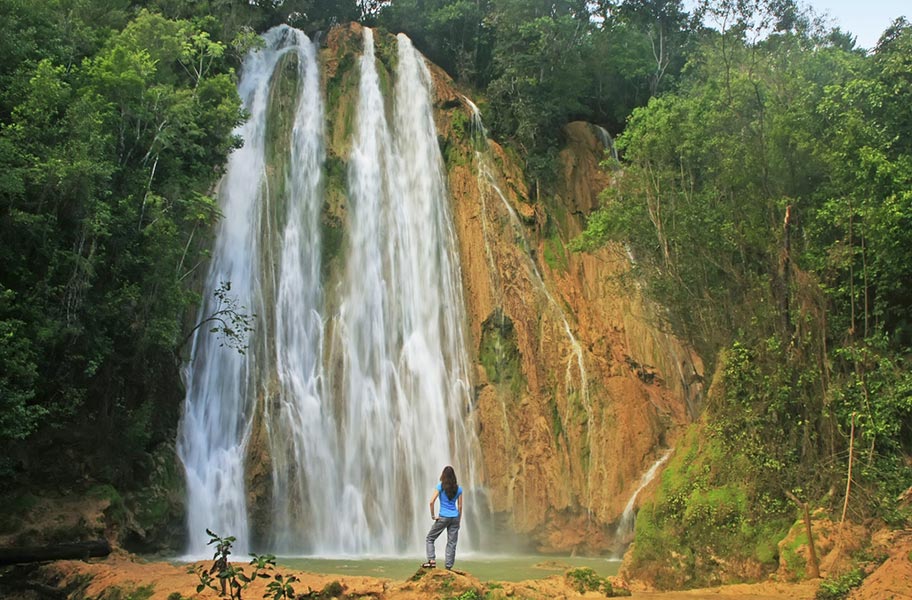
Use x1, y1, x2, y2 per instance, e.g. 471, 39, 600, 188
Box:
0, 7, 244, 487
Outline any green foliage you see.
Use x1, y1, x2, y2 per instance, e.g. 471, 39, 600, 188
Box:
264, 573, 300, 600
0, 292, 42, 445
564, 567, 629, 596
629, 425, 792, 587
377, 0, 494, 84
194, 529, 296, 600
0, 5, 244, 491
542, 232, 568, 272
815, 568, 866, 600
576, 15, 912, 583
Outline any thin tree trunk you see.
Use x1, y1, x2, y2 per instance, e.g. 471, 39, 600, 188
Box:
841, 412, 855, 525
785, 491, 820, 579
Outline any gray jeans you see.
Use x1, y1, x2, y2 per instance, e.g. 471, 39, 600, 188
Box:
426, 516, 460, 568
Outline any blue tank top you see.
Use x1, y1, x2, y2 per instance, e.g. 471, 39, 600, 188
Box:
436, 482, 463, 517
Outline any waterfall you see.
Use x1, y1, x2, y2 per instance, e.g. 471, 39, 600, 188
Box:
178, 26, 321, 556
328, 29, 478, 554
615, 450, 673, 545
179, 25, 481, 557
593, 125, 620, 167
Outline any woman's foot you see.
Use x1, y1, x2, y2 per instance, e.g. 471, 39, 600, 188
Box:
421, 560, 436, 568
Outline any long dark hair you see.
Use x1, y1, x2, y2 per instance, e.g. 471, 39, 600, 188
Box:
440, 465, 458, 501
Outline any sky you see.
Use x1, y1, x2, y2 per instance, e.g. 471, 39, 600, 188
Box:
803, 0, 908, 49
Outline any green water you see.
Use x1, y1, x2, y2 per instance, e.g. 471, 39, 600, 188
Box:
278, 555, 620, 582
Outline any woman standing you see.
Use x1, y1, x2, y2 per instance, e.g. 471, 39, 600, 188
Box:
422, 465, 463, 570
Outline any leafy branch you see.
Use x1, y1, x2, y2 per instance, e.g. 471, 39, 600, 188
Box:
180, 281, 255, 356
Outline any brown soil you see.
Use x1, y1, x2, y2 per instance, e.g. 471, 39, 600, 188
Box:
848, 528, 912, 600
634, 581, 820, 600
23, 554, 825, 600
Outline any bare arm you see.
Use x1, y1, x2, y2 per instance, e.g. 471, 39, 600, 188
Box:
429, 489, 439, 519
457, 493, 463, 518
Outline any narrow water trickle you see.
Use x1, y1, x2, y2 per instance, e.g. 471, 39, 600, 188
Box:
615, 450, 673, 545
463, 99, 595, 509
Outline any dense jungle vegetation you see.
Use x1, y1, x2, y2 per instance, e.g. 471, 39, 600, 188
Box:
0, 0, 909, 581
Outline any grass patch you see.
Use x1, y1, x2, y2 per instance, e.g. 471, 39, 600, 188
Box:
815, 568, 866, 600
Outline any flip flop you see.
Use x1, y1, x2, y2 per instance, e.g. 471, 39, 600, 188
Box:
421, 560, 436, 568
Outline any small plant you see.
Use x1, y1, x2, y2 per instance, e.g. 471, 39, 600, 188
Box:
565, 567, 602, 593
194, 529, 290, 600
264, 573, 299, 600
815, 568, 866, 600
181, 281, 255, 356
321, 581, 344, 597
564, 567, 630, 597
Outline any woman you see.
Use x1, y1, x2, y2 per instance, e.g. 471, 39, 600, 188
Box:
422, 465, 463, 570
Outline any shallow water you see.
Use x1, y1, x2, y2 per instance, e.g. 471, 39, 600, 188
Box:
277, 555, 620, 582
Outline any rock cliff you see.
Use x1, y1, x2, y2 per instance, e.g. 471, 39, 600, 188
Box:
414, 36, 703, 551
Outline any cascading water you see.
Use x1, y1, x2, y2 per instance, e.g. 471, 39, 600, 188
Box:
594, 125, 620, 168
179, 25, 482, 557
178, 26, 320, 556
262, 28, 332, 554
328, 29, 479, 554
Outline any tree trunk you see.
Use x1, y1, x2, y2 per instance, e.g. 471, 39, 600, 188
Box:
785, 491, 820, 579
0, 539, 111, 566
841, 412, 856, 525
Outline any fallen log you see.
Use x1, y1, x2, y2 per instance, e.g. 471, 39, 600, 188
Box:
0, 539, 111, 566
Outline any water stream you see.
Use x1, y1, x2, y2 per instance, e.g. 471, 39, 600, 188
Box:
178, 26, 314, 556
614, 450, 673, 545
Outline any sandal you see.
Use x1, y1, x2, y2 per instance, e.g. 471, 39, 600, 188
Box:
421, 560, 436, 569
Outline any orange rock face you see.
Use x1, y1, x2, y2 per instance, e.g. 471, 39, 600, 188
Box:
431, 59, 702, 550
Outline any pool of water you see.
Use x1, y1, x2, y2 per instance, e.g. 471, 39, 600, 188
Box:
277, 555, 620, 582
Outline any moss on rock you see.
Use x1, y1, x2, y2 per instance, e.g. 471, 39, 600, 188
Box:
479, 310, 525, 397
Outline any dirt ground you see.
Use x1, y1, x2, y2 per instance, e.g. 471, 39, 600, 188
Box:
7, 531, 911, 600
12, 553, 825, 600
